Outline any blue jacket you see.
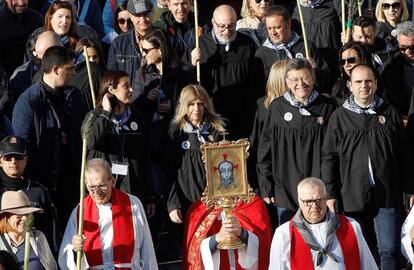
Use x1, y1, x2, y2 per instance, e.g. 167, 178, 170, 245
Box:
107, 30, 144, 98
12, 80, 86, 191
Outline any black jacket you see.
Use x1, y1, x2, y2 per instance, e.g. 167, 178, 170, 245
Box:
321, 103, 414, 211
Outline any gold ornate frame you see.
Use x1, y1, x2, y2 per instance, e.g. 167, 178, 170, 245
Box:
200, 139, 253, 207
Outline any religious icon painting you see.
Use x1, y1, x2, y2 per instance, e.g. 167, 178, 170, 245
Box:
200, 139, 250, 200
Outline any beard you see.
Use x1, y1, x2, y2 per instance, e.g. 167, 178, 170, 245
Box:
214, 29, 237, 44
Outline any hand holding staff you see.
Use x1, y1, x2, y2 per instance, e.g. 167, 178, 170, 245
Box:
193, 0, 201, 83
296, 0, 310, 59
82, 46, 97, 109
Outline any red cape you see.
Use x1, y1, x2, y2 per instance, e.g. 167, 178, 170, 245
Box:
183, 196, 272, 270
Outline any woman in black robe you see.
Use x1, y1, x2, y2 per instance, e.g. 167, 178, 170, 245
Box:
167, 85, 225, 224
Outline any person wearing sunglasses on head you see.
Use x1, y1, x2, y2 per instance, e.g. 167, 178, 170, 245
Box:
332, 41, 373, 105
269, 178, 377, 269
380, 21, 414, 121
236, 0, 273, 47
0, 136, 61, 256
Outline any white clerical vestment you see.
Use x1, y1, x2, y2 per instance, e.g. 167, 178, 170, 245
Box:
58, 194, 158, 270
401, 207, 414, 263
268, 216, 377, 270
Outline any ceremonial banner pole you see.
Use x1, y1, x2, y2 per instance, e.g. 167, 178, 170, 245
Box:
83, 46, 97, 109
342, 0, 346, 44
296, 0, 310, 59
23, 215, 33, 270
358, 0, 363, 16
194, 0, 201, 83
75, 95, 95, 269
346, 0, 356, 43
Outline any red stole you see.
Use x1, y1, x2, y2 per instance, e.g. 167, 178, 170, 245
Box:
289, 214, 361, 270
80, 188, 135, 269
183, 196, 272, 270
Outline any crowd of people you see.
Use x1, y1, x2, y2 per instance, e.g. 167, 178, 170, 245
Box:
2, 0, 414, 269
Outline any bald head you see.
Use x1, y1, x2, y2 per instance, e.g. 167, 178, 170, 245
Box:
213, 5, 237, 22
35, 31, 63, 60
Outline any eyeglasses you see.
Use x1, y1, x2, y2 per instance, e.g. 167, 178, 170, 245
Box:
300, 197, 326, 207
340, 56, 360, 65
1, 155, 25, 161
212, 19, 236, 31
87, 184, 108, 193
142, 47, 159, 54
286, 75, 313, 83
382, 2, 401, 10
254, 0, 270, 3
118, 18, 131, 25
399, 44, 414, 52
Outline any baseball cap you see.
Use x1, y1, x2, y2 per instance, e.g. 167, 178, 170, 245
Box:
0, 136, 27, 156
127, 0, 152, 16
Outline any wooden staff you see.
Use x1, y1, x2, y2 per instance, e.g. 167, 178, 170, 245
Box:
342, 0, 346, 44
346, 0, 356, 43
76, 113, 94, 270
358, 0, 363, 16
23, 215, 33, 270
193, 0, 201, 83
368, 0, 372, 8
412, 1, 414, 22
296, 0, 310, 59
82, 46, 97, 109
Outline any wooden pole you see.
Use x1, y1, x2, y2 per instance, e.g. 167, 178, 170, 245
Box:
76, 137, 87, 270
358, 0, 363, 16
82, 46, 97, 109
296, 0, 310, 59
193, 0, 201, 83
342, 0, 346, 44
368, 0, 372, 9
346, 0, 356, 43
23, 231, 30, 270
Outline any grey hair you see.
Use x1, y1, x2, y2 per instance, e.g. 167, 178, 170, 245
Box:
285, 58, 314, 77
85, 158, 112, 179
393, 21, 414, 37
297, 177, 326, 195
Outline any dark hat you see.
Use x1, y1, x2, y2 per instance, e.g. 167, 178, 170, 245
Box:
0, 136, 27, 156
127, 0, 152, 16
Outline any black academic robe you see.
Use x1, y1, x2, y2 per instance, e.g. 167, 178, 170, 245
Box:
166, 124, 221, 213
182, 31, 257, 139
257, 94, 336, 210
321, 103, 414, 212
253, 38, 331, 94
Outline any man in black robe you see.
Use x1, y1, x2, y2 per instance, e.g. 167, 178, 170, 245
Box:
321, 64, 414, 269
253, 5, 330, 94
257, 58, 336, 226
183, 4, 256, 139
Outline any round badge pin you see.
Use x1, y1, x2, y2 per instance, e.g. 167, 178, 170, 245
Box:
130, 122, 138, 131
378, 115, 386, 125
284, 112, 293, 121
181, 140, 191, 150
295, 53, 304, 59
317, 116, 324, 125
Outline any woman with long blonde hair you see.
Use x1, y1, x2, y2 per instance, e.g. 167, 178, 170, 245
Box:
168, 85, 225, 224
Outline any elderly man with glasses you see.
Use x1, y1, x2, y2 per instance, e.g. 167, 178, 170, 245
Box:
183, 4, 257, 140
58, 158, 158, 270
269, 177, 377, 269
257, 58, 336, 226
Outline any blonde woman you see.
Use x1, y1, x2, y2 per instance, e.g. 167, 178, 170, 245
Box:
168, 85, 225, 224
236, 0, 273, 46
248, 61, 288, 206
375, 0, 409, 51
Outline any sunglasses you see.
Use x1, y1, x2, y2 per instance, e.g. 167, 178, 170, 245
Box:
382, 2, 401, 10
2, 155, 25, 161
254, 0, 270, 3
399, 44, 414, 52
118, 18, 131, 25
142, 47, 159, 54
340, 56, 360, 65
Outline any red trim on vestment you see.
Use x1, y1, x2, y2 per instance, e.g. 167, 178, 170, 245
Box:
80, 188, 135, 269
289, 214, 361, 270
183, 196, 272, 270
